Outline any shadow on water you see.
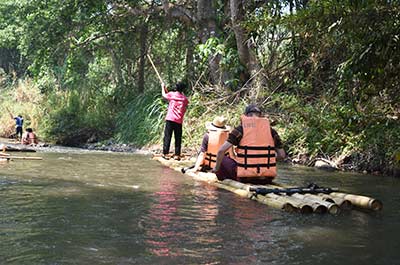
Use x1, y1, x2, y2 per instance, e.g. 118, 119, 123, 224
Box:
0, 151, 399, 264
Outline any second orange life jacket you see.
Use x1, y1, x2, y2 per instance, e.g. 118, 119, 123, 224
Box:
235, 115, 277, 178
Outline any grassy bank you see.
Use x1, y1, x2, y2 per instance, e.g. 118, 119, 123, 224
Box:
1, 78, 399, 177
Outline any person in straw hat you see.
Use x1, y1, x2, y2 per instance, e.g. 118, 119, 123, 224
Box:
212, 104, 286, 184
187, 116, 233, 173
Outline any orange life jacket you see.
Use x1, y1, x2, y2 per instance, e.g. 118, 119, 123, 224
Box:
235, 115, 276, 178
203, 129, 229, 169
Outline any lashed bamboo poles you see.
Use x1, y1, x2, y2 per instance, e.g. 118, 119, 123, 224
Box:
152, 157, 308, 213
328, 192, 382, 211
152, 156, 383, 213
261, 183, 340, 215
277, 183, 382, 211
221, 179, 316, 214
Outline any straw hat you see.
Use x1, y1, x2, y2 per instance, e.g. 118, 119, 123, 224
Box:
206, 116, 231, 131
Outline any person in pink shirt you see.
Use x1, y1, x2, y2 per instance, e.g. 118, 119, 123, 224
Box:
161, 81, 189, 160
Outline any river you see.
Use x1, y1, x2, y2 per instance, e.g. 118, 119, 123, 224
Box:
0, 148, 399, 264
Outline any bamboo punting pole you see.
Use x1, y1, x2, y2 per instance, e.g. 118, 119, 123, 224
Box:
147, 54, 164, 85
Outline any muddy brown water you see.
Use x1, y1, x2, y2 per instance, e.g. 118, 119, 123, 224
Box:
0, 147, 399, 264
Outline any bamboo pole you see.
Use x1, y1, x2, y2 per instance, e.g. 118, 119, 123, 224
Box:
264, 184, 340, 215
147, 54, 164, 84
317, 194, 353, 210
222, 179, 315, 214
276, 182, 381, 211
329, 192, 383, 211
214, 181, 298, 213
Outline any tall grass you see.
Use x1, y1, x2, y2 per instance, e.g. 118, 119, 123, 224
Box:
0, 79, 44, 138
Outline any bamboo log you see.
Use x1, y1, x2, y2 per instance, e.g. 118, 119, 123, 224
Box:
317, 194, 352, 210
222, 179, 315, 214
3, 146, 36, 152
264, 184, 340, 215
214, 181, 298, 213
329, 192, 383, 211
275, 182, 381, 211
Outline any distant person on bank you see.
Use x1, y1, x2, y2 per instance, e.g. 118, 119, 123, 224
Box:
188, 116, 233, 172
161, 81, 189, 160
212, 104, 286, 184
8, 111, 23, 140
21, 128, 39, 146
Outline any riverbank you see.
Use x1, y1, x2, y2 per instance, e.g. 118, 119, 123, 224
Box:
2, 136, 398, 178
80, 140, 400, 177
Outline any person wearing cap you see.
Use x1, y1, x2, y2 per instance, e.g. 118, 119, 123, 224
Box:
161, 81, 189, 160
188, 116, 232, 173
7, 109, 23, 140
212, 104, 286, 184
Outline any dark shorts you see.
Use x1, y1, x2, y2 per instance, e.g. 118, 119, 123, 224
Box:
16, 126, 23, 136
215, 156, 237, 181
215, 156, 273, 185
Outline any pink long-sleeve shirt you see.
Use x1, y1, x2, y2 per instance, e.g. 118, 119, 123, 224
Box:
164, 91, 189, 124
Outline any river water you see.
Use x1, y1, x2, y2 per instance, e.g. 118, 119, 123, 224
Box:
0, 148, 399, 264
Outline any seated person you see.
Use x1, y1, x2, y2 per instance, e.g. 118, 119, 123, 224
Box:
21, 128, 39, 145
188, 116, 232, 172
212, 104, 286, 184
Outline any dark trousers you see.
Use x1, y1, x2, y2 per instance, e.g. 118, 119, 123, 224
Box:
163, 120, 182, 156
16, 126, 23, 139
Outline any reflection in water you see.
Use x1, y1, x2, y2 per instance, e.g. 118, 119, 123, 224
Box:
0, 151, 399, 264
144, 167, 222, 258
145, 168, 180, 257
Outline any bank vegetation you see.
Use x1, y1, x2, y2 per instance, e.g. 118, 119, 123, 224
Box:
0, 0, 399, 176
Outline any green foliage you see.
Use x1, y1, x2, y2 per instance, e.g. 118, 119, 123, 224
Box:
41, 89, 114, 146
195, 36, 243, 88
115, 89, 166, 146
0, 0, 398, 175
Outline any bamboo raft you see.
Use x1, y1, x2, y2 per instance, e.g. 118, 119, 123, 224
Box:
2, 146, 36, 152
153, 156, 383, 214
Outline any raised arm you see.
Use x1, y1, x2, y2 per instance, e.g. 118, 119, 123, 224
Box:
161, 82, 169, 98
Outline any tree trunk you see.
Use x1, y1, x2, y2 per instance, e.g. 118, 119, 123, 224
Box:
197, 0, 222, 85
184, 30, 195, 82
230, 0, 263, 98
